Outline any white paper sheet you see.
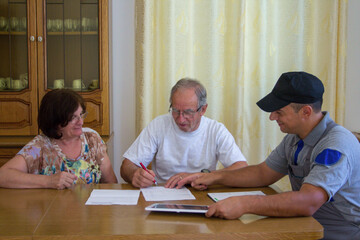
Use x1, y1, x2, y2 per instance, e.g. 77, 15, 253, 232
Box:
239, 214, 267, 224
207, 191, 265, 202
85, 189, 140, 205
207, 191, 267, 224
141, 186, 196, 201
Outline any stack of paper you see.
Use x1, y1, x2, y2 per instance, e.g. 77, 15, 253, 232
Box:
207, 191, 267, 224
208, 190, 265, 202
141, 186, 195, 201
85, 189, 140, 205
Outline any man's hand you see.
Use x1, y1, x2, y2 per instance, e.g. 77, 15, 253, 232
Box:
177, 172, 219, 190
164, 172, 194, 188
206, 196, 248, 219
131, 168, 156, 188
49, 172, 77, 190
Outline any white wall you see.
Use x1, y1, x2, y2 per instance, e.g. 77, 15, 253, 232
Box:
109, 0, 360, 182
345, 0, 360, 132
110, 0, 136, 182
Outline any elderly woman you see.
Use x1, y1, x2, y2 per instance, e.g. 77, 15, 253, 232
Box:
0, 89, 117, 189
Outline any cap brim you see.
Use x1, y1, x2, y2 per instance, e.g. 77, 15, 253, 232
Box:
256, 92, 290, 112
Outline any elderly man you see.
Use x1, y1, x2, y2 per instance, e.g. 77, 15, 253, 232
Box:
121, 78, 247, 188
178, 72, 360, 240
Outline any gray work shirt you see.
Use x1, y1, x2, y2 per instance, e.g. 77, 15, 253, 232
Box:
266, 112, 360, 239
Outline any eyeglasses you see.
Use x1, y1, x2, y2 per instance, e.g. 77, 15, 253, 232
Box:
169, 105, 202, 118
70, 112, 88, 124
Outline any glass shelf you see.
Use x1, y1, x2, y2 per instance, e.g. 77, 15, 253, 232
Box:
0, 31, 27, 35
47, 31, 98, 35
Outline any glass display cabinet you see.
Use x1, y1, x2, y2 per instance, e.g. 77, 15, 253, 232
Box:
0, 0, 109, 166
46, 0, 100, 91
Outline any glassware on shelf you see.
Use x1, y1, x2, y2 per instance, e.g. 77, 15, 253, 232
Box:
0, 78, 6, 90
0, 17, 8, 31
9, 17, 19, 31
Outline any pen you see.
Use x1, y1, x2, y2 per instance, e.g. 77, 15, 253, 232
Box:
140, 162, 158, 185
65, 166, 76, 185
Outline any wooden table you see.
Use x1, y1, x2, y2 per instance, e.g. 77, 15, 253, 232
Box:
0, 188, 58, 240
0, 184, 323, 239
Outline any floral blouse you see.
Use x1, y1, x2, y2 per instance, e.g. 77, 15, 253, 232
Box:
18, 128, 106, 184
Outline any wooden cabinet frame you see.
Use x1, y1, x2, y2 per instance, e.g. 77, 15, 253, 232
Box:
0, 0, 110, 165
0, 0, 109, 136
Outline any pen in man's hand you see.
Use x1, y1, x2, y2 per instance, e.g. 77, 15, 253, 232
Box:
140, 162, 158, 185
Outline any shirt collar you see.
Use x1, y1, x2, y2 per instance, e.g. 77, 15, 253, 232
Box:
301, 111, 331, 147
170, 113, 204, 136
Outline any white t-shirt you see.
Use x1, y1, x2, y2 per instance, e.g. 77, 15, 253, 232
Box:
123, 114, 246, 182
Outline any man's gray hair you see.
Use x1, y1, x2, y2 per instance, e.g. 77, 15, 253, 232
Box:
169, 78, 207, 108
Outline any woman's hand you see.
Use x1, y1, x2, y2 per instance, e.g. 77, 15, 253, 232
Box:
49, 172, 77, 190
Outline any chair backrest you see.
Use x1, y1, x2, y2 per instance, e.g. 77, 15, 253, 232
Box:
352, 132, 360, 142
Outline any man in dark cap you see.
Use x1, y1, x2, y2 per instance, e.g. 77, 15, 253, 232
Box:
178, 71, 360, 239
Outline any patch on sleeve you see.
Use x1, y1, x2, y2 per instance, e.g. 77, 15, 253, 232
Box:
315, 149, 342, 166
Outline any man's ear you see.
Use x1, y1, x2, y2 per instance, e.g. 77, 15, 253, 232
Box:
200, 104, 208, 115
301, 105, 312, 118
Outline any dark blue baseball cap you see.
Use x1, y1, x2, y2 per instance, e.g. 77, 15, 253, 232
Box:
256, 71, 324, 112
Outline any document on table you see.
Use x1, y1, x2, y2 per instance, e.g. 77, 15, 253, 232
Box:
141, 186, 196, 201
85, 189, 140, 205
208, 191, 267, 224
207, 190, 265, 202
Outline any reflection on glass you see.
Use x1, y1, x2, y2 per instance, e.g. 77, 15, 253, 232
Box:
46, 0, 99, 92
0, 0, 28, 92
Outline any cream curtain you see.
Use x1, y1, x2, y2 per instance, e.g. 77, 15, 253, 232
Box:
135, 0, 347, 189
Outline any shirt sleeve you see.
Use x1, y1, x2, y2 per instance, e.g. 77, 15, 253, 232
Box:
303, 128, 352, 201
304, 148, 348, 201
123, 119, 159, 167
215, 123, 247, 167
265, 136, 290, 175
17, 135, 62, 174
84, 129, 107, 166
17, 137, 43, 173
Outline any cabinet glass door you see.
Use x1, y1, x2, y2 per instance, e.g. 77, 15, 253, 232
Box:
0, 0, 28, 92
46, 0, 99, 92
